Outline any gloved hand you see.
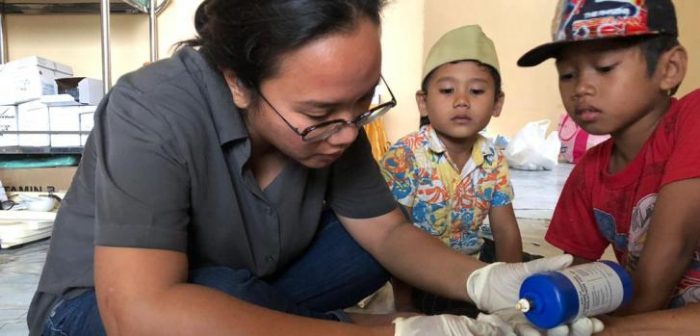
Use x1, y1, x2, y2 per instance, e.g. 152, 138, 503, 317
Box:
477, 309, 604, 336
393, 314, 513, 336
466, 254, 574, 312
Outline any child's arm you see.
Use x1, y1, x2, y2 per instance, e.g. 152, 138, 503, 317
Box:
598, 303, 700, 335
618, 178, 700, 315
488, 204, 523, 263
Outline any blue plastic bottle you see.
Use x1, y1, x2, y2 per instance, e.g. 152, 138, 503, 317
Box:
516, 261, 633, 329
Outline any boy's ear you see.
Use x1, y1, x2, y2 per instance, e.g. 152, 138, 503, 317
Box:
491, 92, 505, 117
415, 90, 429, 119
222, 69, 253, 109
657, 45, 687, 94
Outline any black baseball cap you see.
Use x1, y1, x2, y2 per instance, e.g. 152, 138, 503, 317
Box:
518, 0, 678, 67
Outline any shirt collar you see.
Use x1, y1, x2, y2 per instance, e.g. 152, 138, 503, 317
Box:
424, 125, 496, 167
179, 47, 248, 145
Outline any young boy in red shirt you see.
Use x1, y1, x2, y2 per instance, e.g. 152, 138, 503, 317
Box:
519, 0, 700, 315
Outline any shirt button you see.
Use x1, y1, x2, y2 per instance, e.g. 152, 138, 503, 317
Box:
265, 256, 275, 263
265, 207, 273, 215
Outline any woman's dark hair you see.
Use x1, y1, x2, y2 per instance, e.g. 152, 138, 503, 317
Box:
185, 0, 387, 92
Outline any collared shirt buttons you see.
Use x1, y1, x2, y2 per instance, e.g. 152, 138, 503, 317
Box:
265, 255, 275, 263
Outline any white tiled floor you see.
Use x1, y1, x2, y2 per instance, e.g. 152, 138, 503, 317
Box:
0, 239, 47, 335
0, 163, 577, 335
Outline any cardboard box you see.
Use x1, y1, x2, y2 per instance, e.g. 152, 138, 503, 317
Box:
0, 106, 19, 147
50, 105, 96, 147
16, 101, 96, 147
0, 56, 73, 105
16, 101, 50, 147
0, 166, 77, 193
1, 56, 73, 75
56, 77, 104, 106
79, 111, 95, 146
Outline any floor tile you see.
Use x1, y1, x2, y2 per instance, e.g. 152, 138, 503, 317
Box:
0, 320, 32, 336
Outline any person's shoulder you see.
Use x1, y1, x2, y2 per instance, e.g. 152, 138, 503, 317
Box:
675, 89, 700, 113
381, 130, 428, 166
658, 89, 700, 131
112, 47, 207, 101
109, 48, 219, 120
390, 128, 428, 150
679, 88, 700, 101
99, 48, 222, 143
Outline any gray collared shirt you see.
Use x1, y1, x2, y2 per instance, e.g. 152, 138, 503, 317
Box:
27, 47, 396, 335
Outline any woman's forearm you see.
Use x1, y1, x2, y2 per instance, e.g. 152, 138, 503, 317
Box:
376, 222, 484, 301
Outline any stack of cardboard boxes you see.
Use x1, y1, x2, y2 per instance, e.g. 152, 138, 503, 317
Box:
0, 55, 102, 150
0, 56, 101, 246
0, 55, 103, 212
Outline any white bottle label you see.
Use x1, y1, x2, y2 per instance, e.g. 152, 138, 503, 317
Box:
561, 262, 624, 318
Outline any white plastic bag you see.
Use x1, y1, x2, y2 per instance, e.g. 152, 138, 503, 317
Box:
505, 120, 560, 171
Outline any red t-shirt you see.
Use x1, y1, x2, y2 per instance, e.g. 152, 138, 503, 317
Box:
546, 89, 700, 307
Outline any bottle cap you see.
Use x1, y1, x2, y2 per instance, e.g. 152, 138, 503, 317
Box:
516, 298, 531, 313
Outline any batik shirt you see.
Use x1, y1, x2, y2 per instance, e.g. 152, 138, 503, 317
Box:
380, 125, 514, 255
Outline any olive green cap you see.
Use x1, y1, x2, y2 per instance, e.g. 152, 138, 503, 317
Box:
422, 25, 500, 82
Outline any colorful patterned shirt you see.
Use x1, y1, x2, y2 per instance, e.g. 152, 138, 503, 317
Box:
380, 125, 514, 255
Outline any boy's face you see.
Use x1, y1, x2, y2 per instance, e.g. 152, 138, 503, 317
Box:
556, 39, 665, 136
417, 61, 503, 144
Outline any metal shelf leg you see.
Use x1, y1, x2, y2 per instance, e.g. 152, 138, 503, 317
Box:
100, 0, 111, 92
1, 10, 7, 64
149, 0, 158, 62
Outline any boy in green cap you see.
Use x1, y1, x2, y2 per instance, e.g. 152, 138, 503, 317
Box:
380, 24, 523, 315
519, 0, 700, 315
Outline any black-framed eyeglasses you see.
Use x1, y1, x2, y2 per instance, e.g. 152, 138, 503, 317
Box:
259, 75, 397, 142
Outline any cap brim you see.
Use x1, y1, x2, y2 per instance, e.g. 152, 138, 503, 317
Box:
518, 32, 666, 67
517, 40, 574, 67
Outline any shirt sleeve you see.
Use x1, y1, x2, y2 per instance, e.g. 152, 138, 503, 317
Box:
379, 140, 418, 209
491, 149, 514, 207
94, 84, 191, 252
546, 159, 608, 260
327, 130, 397, 219
661, 90, 700, 186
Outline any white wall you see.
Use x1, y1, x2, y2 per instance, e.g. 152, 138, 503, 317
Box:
380, 0, 425, 141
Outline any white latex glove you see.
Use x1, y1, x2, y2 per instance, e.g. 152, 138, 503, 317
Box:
466, 254, 574, 312
393, 314, 514, 336
477, 309, 604, 336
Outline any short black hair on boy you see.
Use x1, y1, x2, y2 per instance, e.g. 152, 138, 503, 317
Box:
640, 35, 680, 75
420, 61, 502, 103
625, 34, 681, 94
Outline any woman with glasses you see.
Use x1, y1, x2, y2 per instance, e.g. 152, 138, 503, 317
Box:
28, 1, 586, 335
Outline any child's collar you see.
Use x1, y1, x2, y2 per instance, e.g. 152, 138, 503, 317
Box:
425, 125, 495, 166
